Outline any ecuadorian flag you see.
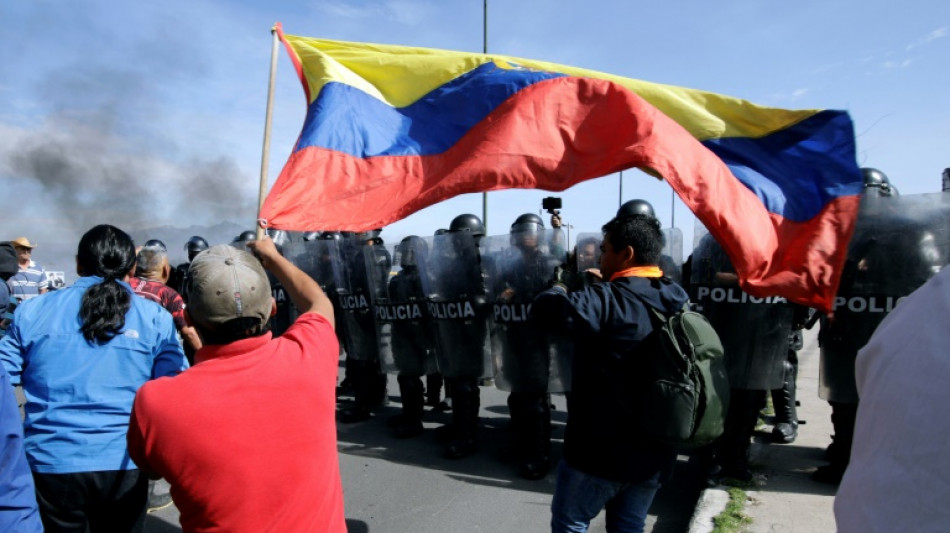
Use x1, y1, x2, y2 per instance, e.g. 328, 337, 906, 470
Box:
262, 23, 863, 312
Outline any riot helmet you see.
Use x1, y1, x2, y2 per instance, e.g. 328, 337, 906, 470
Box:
862, 167, 898, 197
320, 231, 343, 241
617, 199, 656, 219
144, 239, 167, 252
184, 235, 209, 262
233, 230, 257, 244
397, 236, 428, 268
302, 231, 321, 241
449, 214, 486, 238
510, 213, 544, 250
355, 228, 382, 245
510, 213, 544, 233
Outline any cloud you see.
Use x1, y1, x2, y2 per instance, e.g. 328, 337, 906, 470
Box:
882, 59, 913, 69
319, 0, 428, 26
906, 26, 948, 51
767, 87, 810, 103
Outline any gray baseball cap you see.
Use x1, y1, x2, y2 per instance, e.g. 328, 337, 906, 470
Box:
185, 245, 272, 331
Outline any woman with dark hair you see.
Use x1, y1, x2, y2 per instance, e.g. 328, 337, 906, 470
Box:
0, 224, 188, 533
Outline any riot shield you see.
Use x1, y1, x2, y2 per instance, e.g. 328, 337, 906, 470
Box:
572, 232, 602, 271
377, 237, 439, 377
661, 227, 684, 284
572, 227, 682, 284
285, 239, 343, 320
422, 231, 493, 379
819, 192, 950, 402
481, 230, 572, 393
690, 232, 794, 390
335, 240, 392, 363
267, 272, 293, 336
286, 239, 343, 294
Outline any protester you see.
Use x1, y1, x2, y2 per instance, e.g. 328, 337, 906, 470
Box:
0, 241, 18, 334
834, 266, 950, 531
132, 242, 202, 356
0, 364, 43, 532
127, 238, 346, 533
532, 214, 689, 533
7, 237, 49, 302
0, 224, 188, 532
131, 241, 203, 511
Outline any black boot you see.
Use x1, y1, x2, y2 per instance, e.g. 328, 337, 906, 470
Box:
336, 357, 356, 397
445, 378, 479, 459
771, 356, 799, 444
426, 372, 450, 411
813, 401, 857, 484
511, 393, 551, 480
340, 360, 385, 423
392, 376, 425, 438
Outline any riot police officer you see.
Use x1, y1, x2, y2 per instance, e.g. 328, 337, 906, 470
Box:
338, 229, 391, 423
815, 168, 944, 483
169, 235, 209, 298
489, 213, 564, 479
428, 214, 493, 459
306, 232, 355, 397
384, 236, 439, 438
690, 233, 797, 482
769, 307, 813, 444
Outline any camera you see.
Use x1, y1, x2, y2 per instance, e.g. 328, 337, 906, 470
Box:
542, 196, 562, 214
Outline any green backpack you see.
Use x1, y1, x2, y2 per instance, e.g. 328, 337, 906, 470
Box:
637, 301, 730, 449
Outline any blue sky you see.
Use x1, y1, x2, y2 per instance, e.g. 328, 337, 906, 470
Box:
1, 0, 947, 257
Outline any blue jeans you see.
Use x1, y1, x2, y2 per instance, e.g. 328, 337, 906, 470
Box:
550, 460, 661, 533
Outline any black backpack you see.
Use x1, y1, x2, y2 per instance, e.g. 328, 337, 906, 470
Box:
636, 299, 730, 449
0, 242, 18, 281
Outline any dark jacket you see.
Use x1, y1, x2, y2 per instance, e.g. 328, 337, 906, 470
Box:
532, 275, 689, 482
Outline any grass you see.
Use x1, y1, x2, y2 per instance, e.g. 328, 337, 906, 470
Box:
711, 486, 753, 533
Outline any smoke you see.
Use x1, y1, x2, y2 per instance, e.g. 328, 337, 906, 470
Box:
3, 64, 257, 246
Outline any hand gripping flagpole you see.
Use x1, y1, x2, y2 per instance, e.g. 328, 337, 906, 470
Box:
256, 25, 281, 240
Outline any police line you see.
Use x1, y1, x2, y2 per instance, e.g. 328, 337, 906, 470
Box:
695, 286, 905, 313
374, 301, 532, 322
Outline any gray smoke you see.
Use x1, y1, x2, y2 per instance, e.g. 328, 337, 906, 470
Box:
5, 64, 256, 244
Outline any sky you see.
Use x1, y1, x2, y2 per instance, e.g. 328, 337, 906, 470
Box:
1, 0, 948, 267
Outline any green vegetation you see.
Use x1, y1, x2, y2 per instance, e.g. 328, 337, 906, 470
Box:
711, 487, 753, 533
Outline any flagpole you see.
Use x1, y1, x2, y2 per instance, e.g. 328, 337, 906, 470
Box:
670, 187, 675, 229
618, 170, 623, 209
256, 25, 281, 240
481, 0, 488, 232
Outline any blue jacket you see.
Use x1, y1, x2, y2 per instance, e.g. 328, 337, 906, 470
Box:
0, 276, 188, 473
533, 274, 689, 482
0, 368, 42, 532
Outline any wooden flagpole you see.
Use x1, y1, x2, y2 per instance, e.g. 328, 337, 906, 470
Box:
256, 25, 281, 240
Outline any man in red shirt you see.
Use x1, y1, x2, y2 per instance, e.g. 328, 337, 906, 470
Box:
127, 237, 345, 533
